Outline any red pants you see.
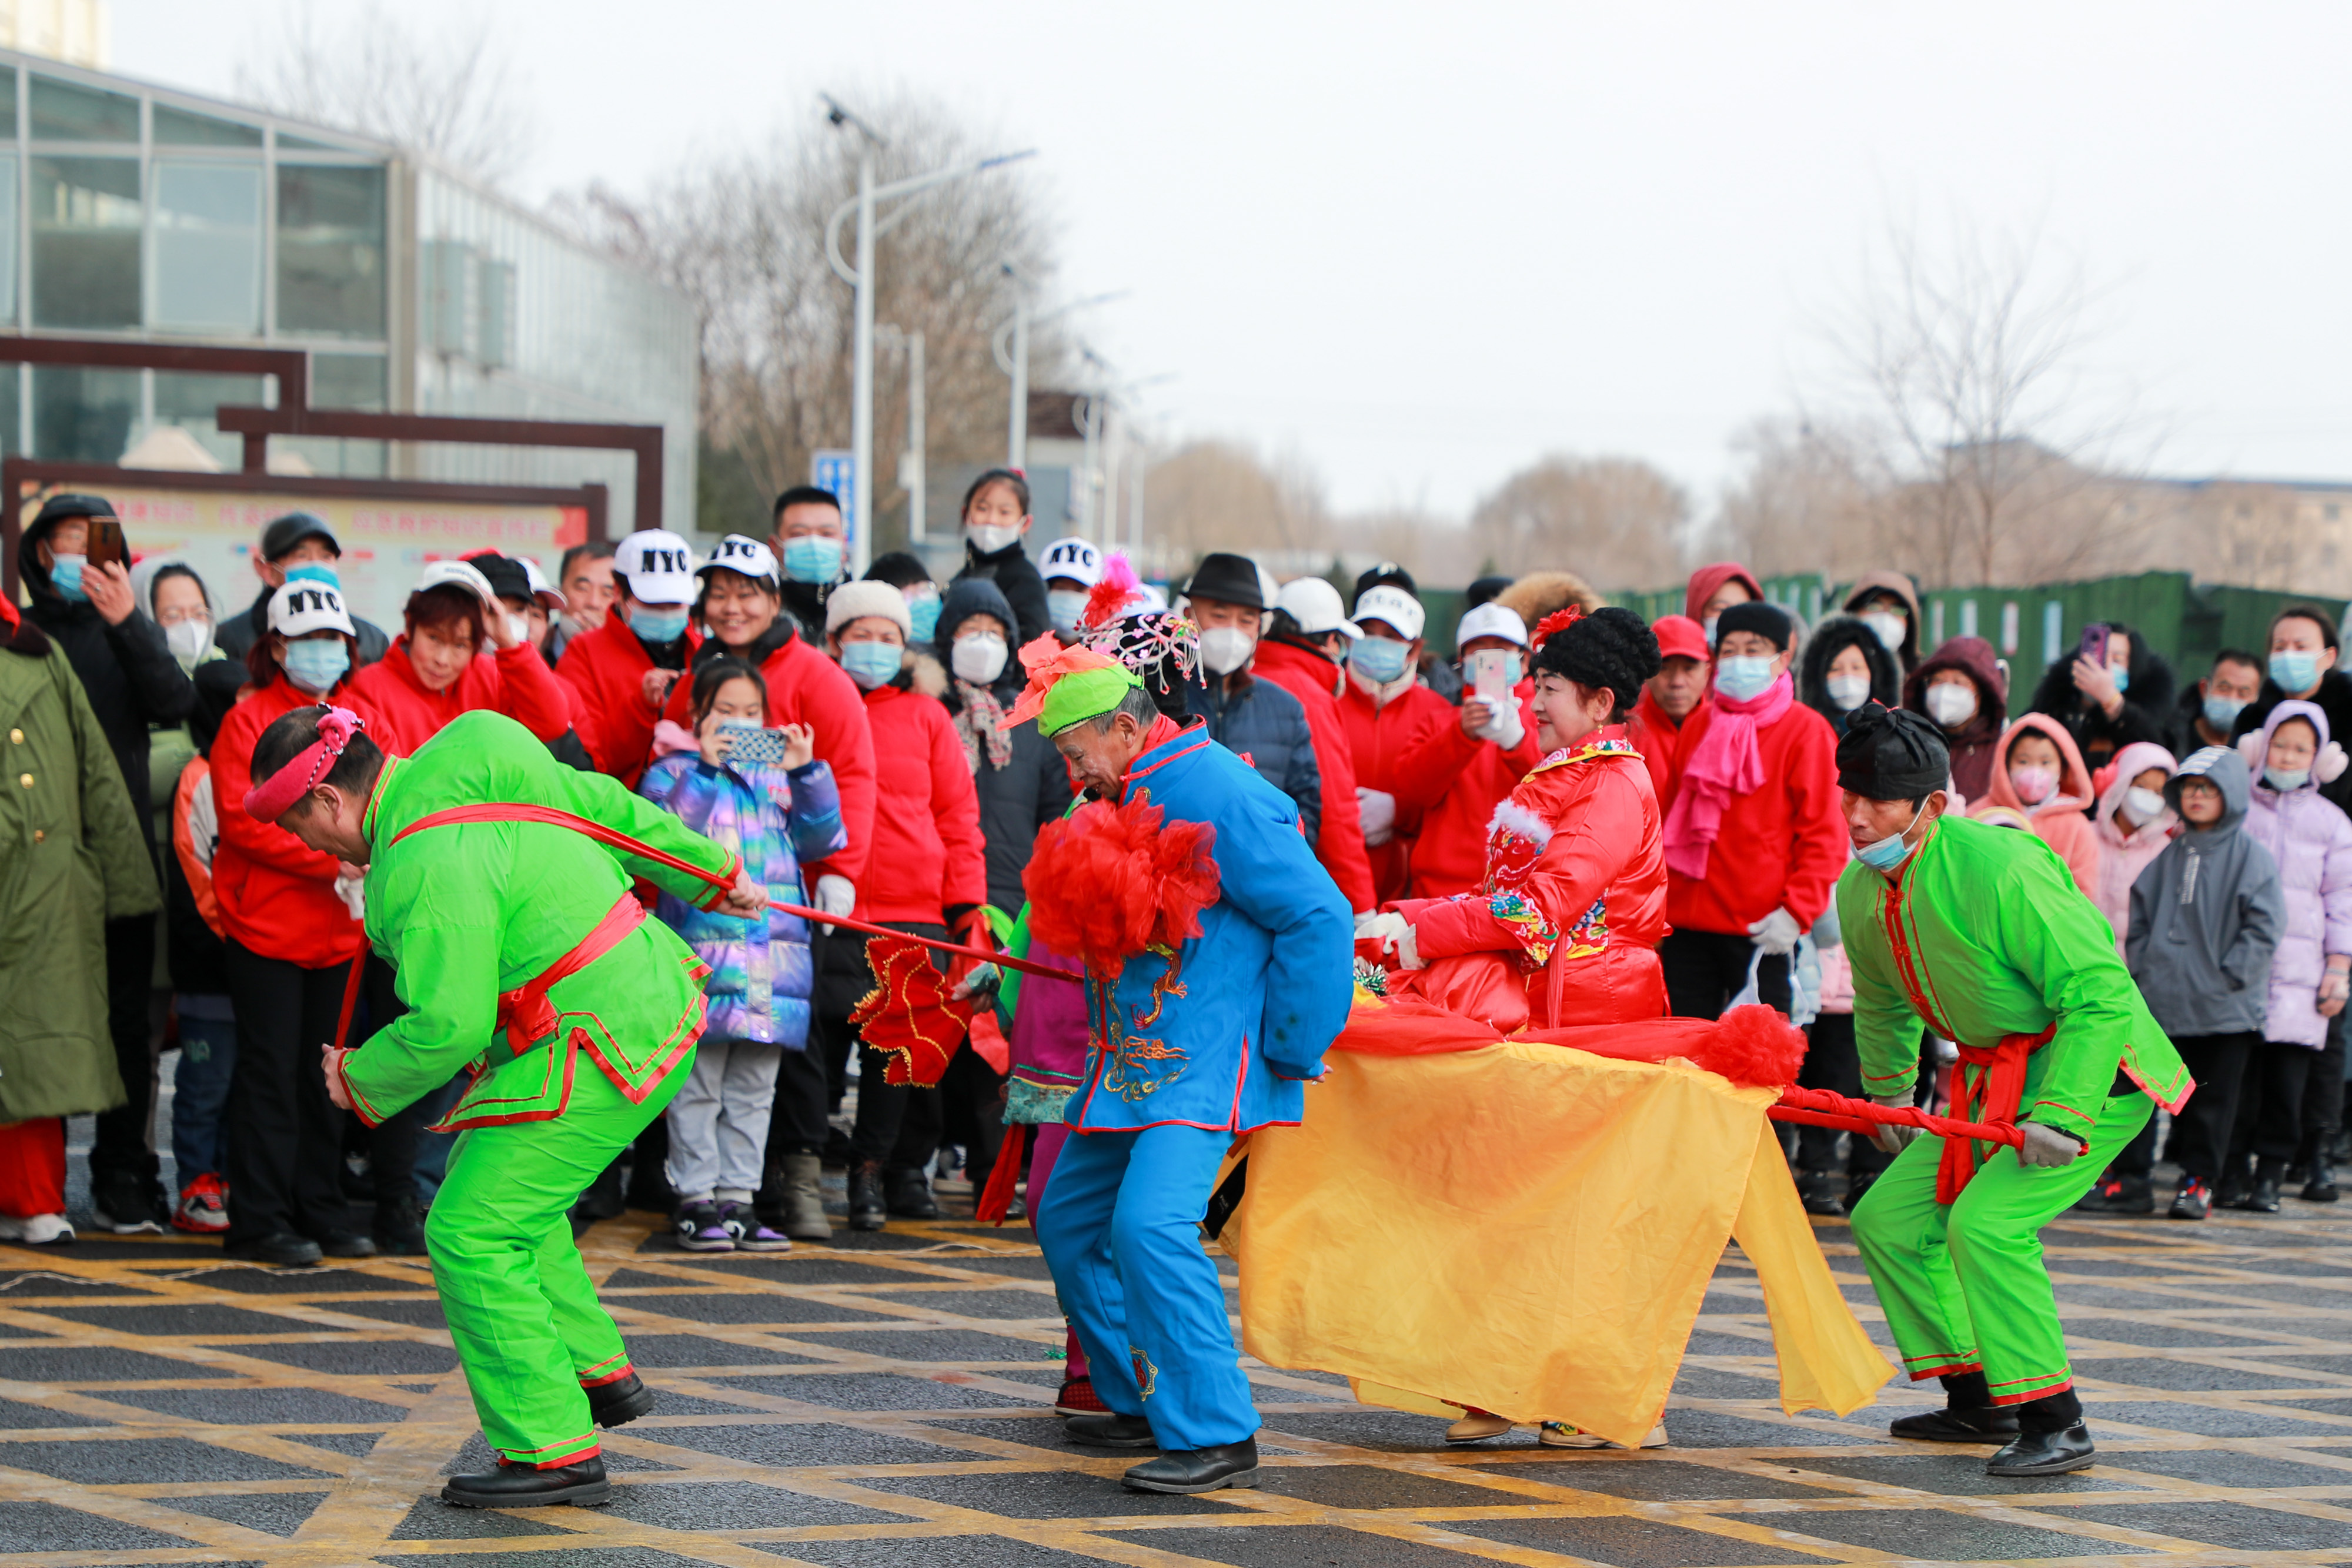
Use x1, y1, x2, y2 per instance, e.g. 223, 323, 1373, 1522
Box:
0, 1119, 66, 1217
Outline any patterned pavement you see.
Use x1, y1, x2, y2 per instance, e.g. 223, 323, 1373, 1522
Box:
7, 1191, 2352, 1567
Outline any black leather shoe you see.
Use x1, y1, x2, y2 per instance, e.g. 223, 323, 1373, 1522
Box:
1063, 1412, 1158, 1447
374, 1196, 426, 1256
587, 1372, 654, 1429
1986, 1422, 2096, 1476
1795, 1170, 1845, 1218
315, 1229, 377, 1259
440, 1455, 610, 1507
847, 1162, 887, 1232
2304, 1160, 2341, 1203
224, 1232, 321, 1267
884, 1164, 940, 1219
2249, 1159, 2285, 1214
1124, 1438, 1259, 1493
1890, 1406, 2020, 1443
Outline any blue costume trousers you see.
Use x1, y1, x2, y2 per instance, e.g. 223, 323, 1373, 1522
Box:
1035, 1122, 1257, 1450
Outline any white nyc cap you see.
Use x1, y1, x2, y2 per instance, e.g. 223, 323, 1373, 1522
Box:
614, 530, 699, 606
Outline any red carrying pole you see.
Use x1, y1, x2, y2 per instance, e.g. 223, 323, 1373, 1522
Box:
1770, 1085, 2026, 1149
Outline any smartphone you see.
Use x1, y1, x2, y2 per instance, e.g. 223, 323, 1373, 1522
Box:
84, 516, 125, 569
2076, 624, 2108, 666
1468, 648, 1511, 707
724, 726, 796, 765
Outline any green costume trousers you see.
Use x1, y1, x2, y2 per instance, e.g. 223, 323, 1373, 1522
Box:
426, 1049, 690, 1466
1850, 1086, 2150, 1406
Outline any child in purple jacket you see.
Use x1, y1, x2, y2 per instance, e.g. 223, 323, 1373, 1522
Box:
2227, 700, 2352, 1209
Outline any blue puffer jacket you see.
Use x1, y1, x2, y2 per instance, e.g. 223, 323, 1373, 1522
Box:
1187, 667, 1323, 841
639, 732, 847, 1048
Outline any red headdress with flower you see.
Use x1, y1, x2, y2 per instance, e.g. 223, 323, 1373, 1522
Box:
1529, 604, 1585, 654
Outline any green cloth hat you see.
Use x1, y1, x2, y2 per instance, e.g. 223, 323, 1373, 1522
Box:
1039, 663, 1142, 736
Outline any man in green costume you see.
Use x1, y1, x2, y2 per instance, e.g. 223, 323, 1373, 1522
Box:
245, 703, 765, 1507
1835, 703, 2192, 1477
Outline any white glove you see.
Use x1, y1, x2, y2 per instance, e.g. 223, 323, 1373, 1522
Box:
1869, 1094, 1920, 1155
813, 874, 856, 928
1747, 907, 1802, 955
1358, 911, 1423, 971
1357, 787, 1396, 846
332, 871, 366, 921
2018, 1122, 2085, 1168
1474, 700, 1524, 750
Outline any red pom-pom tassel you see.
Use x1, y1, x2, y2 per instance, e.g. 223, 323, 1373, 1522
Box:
1023, 797, 1221, 978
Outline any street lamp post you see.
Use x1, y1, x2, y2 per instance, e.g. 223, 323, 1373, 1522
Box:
991, 280, 1127, 470
824, 95, 1033, 574
876, 325, 926, 543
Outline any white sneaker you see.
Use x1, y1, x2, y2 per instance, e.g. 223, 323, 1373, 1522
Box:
1540, 1420, 1668, 1449
1445, 1411, 1516, 1443
0, 1213, 74, 1245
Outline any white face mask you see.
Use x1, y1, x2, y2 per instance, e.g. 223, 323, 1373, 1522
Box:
1825, 671, 1872, 711
163, 618, 211, 662
505, 612, 532, 646
967, 523, 1021, 556
1200, 626, 1256, 677
951, 632, 1008, 686
1923, 683, 1977, 730
1860, 611, 1906, 652
2123, 785, 2169, 824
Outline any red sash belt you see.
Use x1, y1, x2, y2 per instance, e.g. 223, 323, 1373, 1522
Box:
1939, 1023, 2058, 1203
495, 896, 646, 1057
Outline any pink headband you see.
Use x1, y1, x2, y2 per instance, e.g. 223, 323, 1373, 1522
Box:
242, 706, 365, 822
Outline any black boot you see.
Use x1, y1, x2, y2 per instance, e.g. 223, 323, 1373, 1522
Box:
587, 1372, 654, 1428
441, 1455, 610, 1507
1987, 1423, 2095, 1476
1795, 1169, 1845, 1218
884, 1164, 940, 1219
2303, 1158, 2341, 1203
1064, 1412, 1157, 1447
847, 1162, 887, 1232
2249, 1157, 2286, 1214
1124, 1438, 1259, 1493
2215, 1159, 2254, 1210
1889, 1406, 2019, 1442
374, 1195, 426, 1256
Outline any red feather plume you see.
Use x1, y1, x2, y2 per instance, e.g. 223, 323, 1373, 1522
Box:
1023, 795, 1221, 978
1688, 1003, 1809, 1088
1082, 552, 1143, 630
1529, 604, 1585, 654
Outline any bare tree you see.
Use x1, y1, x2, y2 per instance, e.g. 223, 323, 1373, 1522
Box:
1466, 455, 1689, 591
556, 96, 1057, 546
236, 5, 537, 188
1811, 215, 2154, 589
1139, 440, 1333, 577
1713, 416, 1882, 580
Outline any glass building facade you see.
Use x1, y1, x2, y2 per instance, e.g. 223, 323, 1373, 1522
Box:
0, 51, 696, 530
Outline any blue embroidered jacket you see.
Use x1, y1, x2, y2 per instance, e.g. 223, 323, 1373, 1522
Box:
1066, 723, 1355, 1133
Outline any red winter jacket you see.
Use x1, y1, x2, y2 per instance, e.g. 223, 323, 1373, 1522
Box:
661, 630, 877, 889
1251, 639, 1375, 912
1659, 696, 1846, 934
851, 680, 986, 925
1628, 687, 1699, 804
1338, 675, 1456, 901
349, 637, 574, 757
1391, 684, 1543, 900
558, 614, 702, 787
211, 674, 377, 968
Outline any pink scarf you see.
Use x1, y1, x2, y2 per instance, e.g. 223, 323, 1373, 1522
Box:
1663, 671, 1793, 880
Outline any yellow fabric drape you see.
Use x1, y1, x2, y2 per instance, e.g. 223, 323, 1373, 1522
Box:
1222, 1041, 1893, 1447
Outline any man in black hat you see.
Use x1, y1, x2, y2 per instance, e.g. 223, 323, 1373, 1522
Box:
215, 511, 391, 666
1181, 553, 1323, 839
1833, 703, 2192, 1478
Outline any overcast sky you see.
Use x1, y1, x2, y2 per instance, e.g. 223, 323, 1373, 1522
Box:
111, 1, 2352, 519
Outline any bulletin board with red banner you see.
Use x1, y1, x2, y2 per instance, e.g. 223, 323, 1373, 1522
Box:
1, 460, 604, 633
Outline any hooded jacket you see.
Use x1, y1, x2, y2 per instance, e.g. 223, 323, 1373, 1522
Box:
2127, 746, 2283, 1037
1250, 636, 1375, 911
1971, 714, 2101, 900
1902, 635, 2007, 803
2232, 666, 2352, 816
1841, 571, 1925, 673
2091, 740, 2179, 948
1682, 562, 1764, 630
953, 533, 1049, 650
932, 576, 1072, 914
215, 579, 391, 667
18, 514, 196, 850
2239, 701, 2352, 1048
2026, 620, 2176, 778
1799, 614, 1905, 737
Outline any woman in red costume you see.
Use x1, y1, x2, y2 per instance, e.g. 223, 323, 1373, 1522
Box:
1363, 604, 1669, 1034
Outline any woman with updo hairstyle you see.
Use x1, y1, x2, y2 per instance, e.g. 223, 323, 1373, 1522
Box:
1362, 604, 1672, 1032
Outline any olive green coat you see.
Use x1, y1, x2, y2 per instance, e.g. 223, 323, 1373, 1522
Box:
0, 634, 158, 1119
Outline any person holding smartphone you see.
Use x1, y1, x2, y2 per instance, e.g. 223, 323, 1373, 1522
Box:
16, 493, 195, 1233
2024, 620, 2175, 778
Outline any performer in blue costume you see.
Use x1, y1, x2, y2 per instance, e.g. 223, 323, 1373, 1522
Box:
1014, 641, 1353, 1493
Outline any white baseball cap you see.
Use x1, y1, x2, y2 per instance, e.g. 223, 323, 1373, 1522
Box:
1274, 576, 1361, 640
1040, 536, 1101, 587
268, 579, 355, 638
698, 533, 781, 590
1456, 601, 1528, 649
418, 557, 498, 605
1353, 583, 1426, 641
614, 529, 699, 606
519, 556, 564, 609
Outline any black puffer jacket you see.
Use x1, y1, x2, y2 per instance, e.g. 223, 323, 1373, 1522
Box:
1798, 614, 1905, 737
1186, 666, 1323, 840
18, 520, 195, 851
931, 577, 1073, 912
2025, 620, 2177, 777
953, 535, 1049, 650
214, 580, 390, 666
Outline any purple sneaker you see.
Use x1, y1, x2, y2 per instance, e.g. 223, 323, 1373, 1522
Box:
718, 1200, 790, 1253
672, 1200, 734, 1252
